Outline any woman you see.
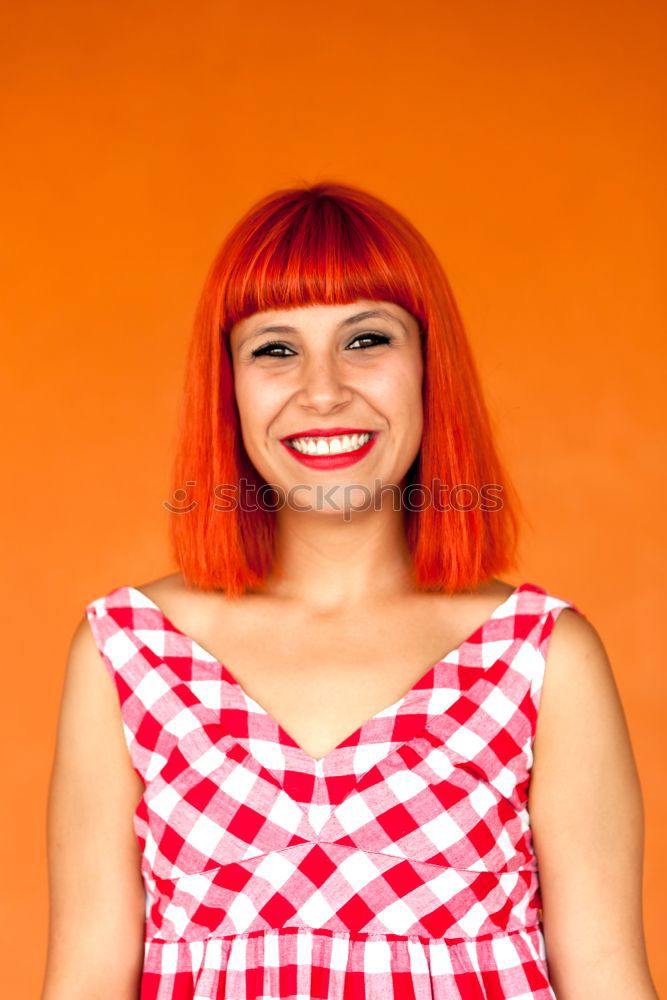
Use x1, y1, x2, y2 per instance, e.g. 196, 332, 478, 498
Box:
43, 182, 658, 999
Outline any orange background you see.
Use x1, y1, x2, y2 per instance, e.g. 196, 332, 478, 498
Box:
1, 0, 665, 993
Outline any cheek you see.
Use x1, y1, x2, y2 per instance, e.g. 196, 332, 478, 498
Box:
369, 366, 423, 424
234, 373, 282, 438
396, 374, 424, 448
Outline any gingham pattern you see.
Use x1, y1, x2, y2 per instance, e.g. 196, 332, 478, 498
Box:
85, 581, 584, 999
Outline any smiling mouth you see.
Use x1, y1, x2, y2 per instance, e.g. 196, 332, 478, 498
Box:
283, 431, 377, 456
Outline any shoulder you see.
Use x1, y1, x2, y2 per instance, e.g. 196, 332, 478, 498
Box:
132, 570, 240, 633
441, 575, 520, 620
59, 615, 143, 785
546, 599, 604, 655
81, 572, 200, 669
469, 575, 518, 603
530, 599, 638, 815
536, 605, 620, 745
133, 570, 188, 602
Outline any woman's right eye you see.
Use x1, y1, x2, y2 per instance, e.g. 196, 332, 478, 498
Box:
250, 340, 295, 358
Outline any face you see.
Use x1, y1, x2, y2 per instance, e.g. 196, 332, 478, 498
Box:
228, 299, 424, 516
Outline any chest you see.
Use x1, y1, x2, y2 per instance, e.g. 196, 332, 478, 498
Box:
191, 595, 485, 761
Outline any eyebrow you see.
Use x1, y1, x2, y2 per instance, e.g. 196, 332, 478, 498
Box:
244, 308, 408, 341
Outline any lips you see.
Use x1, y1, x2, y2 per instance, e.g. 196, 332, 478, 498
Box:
280, 431, 379, 469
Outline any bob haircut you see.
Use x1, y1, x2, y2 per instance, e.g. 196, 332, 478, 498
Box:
168, 181, 523, 596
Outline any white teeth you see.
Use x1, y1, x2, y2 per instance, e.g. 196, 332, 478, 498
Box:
288, 432, 372, 455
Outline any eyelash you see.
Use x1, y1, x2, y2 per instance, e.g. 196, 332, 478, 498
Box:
250, 331, 392, 359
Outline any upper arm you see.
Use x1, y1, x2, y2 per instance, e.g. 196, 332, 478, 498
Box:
528, 608, 659, 998
42, 615, 146, 999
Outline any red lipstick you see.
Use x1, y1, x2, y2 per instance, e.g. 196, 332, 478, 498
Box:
280, 428, 379, 470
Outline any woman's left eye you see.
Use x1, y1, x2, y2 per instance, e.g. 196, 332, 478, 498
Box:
347, 331, 392, 350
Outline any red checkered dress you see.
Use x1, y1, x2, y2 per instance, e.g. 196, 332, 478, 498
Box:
84, 580, 584, 999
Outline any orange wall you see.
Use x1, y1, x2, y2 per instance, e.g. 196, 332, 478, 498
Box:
1, 0, 665, 993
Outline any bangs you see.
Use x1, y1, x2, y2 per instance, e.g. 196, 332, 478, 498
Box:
220, 187, 427, 332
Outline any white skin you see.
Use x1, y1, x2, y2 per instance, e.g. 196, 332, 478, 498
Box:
229, 299, 425, 612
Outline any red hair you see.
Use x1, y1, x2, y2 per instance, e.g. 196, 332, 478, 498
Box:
168, 181, 523, 595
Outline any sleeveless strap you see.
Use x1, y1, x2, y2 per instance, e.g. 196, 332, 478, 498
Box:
511, 584, 587, 762
85, 588, 179, 783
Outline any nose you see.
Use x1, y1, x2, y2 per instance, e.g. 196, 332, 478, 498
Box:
294, 353, 353, 412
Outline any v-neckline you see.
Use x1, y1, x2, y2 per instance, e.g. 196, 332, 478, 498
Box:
123, 581, 532, 768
